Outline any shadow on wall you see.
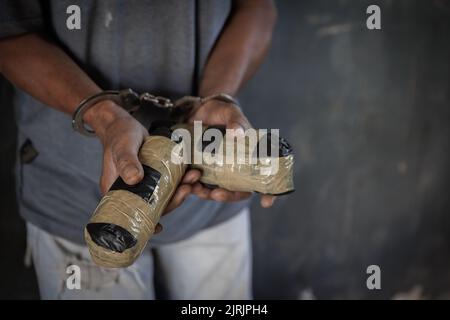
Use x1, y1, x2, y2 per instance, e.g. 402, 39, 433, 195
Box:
240, 0, 450, 299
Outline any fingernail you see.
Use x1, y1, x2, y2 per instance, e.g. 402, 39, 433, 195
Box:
214, 191, 226, 202
235, 127, 245, 137
124, 166, 139, 180
230, 127, 245, 138
262, 197, 275, 208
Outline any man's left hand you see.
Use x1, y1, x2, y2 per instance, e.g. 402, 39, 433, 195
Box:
188, 99, 276, 208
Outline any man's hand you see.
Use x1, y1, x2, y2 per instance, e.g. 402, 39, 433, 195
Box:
85, 100, 201, 233
188, 100, 276, 208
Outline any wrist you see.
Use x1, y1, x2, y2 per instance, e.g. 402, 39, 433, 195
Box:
199, 83, 238, 98
83, 100, 129, 136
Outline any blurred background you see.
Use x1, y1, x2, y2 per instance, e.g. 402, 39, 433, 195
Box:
1, 0, 449, 299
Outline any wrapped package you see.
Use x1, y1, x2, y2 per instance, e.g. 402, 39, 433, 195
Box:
85, 122, 294, 268
85, 134, 186, 268
185, 124, 295, 195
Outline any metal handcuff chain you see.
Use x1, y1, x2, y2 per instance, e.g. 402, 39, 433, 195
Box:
72, 88, 239, 137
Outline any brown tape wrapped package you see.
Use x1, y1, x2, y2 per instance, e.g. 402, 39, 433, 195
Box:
85, 124, 294, 268
85, 135, 186, 268
186, 125, 294, 195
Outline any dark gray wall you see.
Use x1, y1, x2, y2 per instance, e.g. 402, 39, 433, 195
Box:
1, 0, 449, 299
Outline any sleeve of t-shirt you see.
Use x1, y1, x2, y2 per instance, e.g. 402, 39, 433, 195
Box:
0, 0, 45, 39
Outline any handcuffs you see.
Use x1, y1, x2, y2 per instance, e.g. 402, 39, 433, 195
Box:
72, 89, 240, 137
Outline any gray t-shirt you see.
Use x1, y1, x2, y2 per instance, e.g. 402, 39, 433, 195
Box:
0, 0, 249, 245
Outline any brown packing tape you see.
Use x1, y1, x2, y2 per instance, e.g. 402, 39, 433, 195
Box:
85, 135, 186, 268
85, 123, 294, 268
179, 124, 295, 195
194, 155, 294, 194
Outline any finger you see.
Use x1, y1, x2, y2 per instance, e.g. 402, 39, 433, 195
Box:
226, 115, 253, 140
226, 109, 252, 131
112, 139, 144, 185
227, 121, 245, 136
192, 182, 211, 200
164, 184, 192, 213
210, 188, 252, 202
182, 169, 201, 184
261, 195, 277, 208
100, 149, 118, 195
154, 223, 163, 234
226, 118, 250, 139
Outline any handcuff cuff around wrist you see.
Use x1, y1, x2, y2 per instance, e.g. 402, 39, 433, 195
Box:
72, 88, 240, 137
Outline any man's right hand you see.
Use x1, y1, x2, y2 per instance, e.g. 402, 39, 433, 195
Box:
84, 101, 201, 233
84, 100, 148, 194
